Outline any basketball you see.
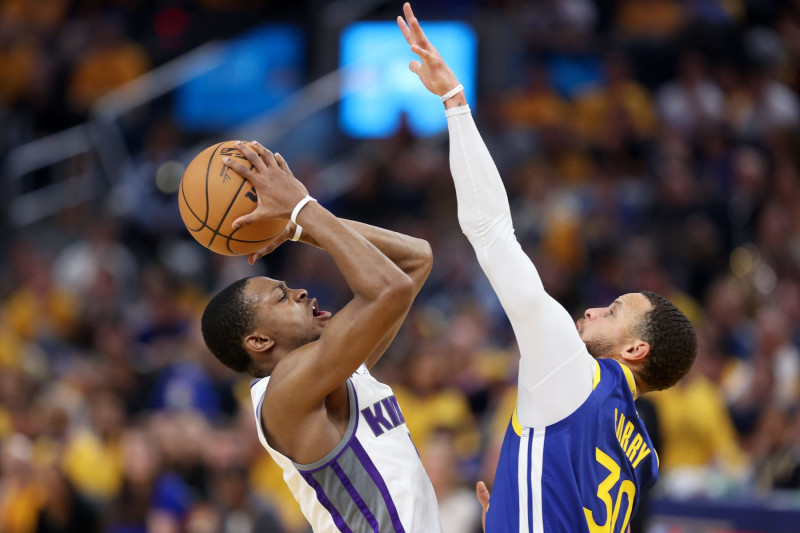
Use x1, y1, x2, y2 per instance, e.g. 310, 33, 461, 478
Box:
178, 141, 288, 256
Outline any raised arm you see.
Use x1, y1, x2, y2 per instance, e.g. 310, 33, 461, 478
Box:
224, 142, 414, 414
248, 153, 433, 369
399, 3, 594, 426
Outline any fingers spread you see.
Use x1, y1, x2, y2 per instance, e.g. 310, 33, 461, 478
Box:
223, 157, 255, 181
404, 4, 429, 47
249, 140, 272, 167
275, 153, 291, 173
251, 140, 277, 167
397, 16, 412, 44
410, 43, 434, 61
235, 141, 267, 173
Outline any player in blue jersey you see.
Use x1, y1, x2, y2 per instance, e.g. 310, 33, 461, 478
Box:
200, 142, 443, 532
398, 4, 697, 532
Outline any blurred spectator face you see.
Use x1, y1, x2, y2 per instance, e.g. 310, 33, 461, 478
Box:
692, 326, 725, 382
150, 411, 208, 467
577, 292, 652, 359
1, 434, 33, 480
706, 278, 745, 330
122, 430, 160, 485
407, 348, 442, 395
38, 463, 72, 510
733, 147, 767, 195
90, 392, 125, 440
211, 467, 249, 510
776, 280, 800, 325
756, 308, 790, 358
422, 430, 458, 497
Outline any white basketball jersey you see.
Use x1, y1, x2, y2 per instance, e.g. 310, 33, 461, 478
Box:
250, 365, 443, 533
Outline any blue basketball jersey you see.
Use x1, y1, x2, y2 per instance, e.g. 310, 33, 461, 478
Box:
486, 358, 659, 533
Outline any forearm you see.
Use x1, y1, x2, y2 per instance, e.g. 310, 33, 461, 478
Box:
446, 102, 547, 306
446, 104, 521, 252
446, 101, 594, 426
301, 220, 432, 292
296, 204, 411, 300
344, 221, 431, 291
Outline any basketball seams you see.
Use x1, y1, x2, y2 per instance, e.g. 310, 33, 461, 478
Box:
225, 224, 284, 254
203, 142, 223, 225
179, 179, 207, 230
180, 141, 286, 255
207, 166, 252, 248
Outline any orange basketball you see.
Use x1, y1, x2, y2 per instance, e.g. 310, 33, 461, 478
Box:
178, 141, 287, 256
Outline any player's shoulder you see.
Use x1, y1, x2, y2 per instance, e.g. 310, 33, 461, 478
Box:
595, 358, 638, 399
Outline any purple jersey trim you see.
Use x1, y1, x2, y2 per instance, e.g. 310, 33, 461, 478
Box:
331, 460, 380, 532
301, 472, 353, 533
296, 379, 359, 474
350, 438, 406, 533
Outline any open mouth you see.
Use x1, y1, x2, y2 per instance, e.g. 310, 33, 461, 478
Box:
311, 299, 331, 319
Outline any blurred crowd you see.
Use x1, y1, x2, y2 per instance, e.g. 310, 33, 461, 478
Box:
2, 0, 800, 532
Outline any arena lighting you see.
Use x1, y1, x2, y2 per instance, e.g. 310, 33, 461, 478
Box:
340, 21, 477, 138
175, 25, 304, 130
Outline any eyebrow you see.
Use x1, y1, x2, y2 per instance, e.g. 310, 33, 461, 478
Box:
271, 282, 288, 297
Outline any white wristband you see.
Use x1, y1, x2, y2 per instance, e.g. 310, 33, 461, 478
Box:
290, 195, 317, 225
440, 84, 464, 102
290, 224, 303, 242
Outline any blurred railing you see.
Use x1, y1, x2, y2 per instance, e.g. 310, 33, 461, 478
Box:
1, 0, 396, 228
2, 42, 227, 227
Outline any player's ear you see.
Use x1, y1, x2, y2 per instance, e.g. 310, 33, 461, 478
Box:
245, 333, 274, 353
622, 340, 650, 363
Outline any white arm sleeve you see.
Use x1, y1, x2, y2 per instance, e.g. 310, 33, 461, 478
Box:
446, 105, 595, 427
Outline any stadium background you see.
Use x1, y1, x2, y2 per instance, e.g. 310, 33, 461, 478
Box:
1, 0, 799, 531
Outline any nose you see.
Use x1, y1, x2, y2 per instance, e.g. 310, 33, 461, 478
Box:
585, 308, 598, 319
294, 289, 308, 301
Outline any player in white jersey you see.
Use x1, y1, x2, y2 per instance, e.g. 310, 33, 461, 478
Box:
398, 4, 697, 531
200, 141, 443, 532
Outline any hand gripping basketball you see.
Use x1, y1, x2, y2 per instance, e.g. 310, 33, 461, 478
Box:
222, 141, 310, 229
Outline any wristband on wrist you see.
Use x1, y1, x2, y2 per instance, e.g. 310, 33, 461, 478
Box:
440, 83, 464, 102
290, 195, 317, 225
290, 224, 303, 242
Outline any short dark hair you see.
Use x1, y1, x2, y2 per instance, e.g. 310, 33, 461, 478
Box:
201, 277, 256, 374
636, 291, 697, 392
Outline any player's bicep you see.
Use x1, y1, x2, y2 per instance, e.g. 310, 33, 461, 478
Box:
474, 233, 594, 425
475, 232, 584, 349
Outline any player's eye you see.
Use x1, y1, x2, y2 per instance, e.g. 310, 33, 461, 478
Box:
609, 308, 614, 317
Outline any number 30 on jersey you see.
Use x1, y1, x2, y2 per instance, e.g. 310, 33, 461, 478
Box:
583, 447, 636, 533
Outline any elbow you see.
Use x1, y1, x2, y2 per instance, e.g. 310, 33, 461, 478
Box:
382, 273, 415, 316
417, 239, 434, 278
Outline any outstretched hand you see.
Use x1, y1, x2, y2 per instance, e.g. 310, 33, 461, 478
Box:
222, 141, 309, 229
397, 2, 460, 97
